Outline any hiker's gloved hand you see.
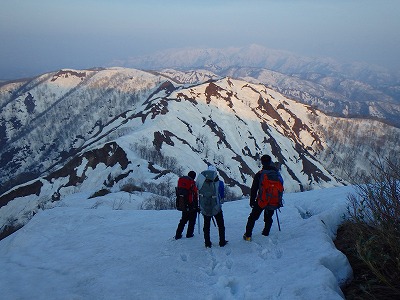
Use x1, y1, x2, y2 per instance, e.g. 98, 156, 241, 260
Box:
250, 200, 256, 208
196, 207, 201, 213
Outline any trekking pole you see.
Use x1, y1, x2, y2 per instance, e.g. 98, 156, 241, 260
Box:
276, 209, 281, 231
211, 216, 216, 227
197, 212, 201, 234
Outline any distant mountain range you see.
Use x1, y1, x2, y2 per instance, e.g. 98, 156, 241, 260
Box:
124, 45, 400, 127
0, 66, 399, 240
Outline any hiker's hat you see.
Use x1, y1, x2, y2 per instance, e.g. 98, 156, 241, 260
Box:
261, 155, 272, 167
208, 165, 217, 172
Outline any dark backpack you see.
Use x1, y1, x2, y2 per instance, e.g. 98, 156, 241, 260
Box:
198, 170, 221, 216
175, 176, 195, 212
257, 169, 284, 210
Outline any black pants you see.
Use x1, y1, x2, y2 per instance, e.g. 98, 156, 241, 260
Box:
203, 210, 225, 244
245, 204, 274, 237
176, 210, 197, 238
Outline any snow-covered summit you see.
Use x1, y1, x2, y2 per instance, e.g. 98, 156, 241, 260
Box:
0, 186, 353, 299
1, 67, 398, 240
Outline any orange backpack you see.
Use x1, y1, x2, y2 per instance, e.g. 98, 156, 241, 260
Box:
257, 169, 284, 210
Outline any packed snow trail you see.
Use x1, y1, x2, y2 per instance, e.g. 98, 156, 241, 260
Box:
0, 186, 353, 299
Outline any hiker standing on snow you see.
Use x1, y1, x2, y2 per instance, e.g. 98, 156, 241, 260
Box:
243, 155, 284, 241
197, 165, 228, 248
175, 171, 199, 240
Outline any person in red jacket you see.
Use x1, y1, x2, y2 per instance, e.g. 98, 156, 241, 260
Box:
175, 171, 199, 239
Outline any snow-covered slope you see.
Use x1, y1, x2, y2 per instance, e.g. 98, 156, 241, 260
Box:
1, 67, 398, 239
0, 186, 353, 299
0, 68, 164, 193
0, 67, 337, 194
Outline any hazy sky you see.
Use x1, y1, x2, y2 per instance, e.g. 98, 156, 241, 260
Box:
1, 0, 399, 79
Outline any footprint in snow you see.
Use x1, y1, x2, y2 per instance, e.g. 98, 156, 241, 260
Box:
180, 253, 188, 262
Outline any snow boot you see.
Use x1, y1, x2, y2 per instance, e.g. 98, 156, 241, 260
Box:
261, 228, 270, 236
243, 234, 251, 241
219, 240, 228, 247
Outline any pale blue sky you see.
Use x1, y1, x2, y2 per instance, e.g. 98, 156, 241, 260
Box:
1, 0, 399, 79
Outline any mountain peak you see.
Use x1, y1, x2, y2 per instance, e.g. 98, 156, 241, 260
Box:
1, 67, 399, 241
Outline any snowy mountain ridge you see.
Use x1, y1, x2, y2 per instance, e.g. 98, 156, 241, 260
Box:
125, 45, 400, 127
1, 67, 399, 240
0, 67, 328, 193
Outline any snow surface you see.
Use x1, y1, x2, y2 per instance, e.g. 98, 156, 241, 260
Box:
0, 186, 353, 300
